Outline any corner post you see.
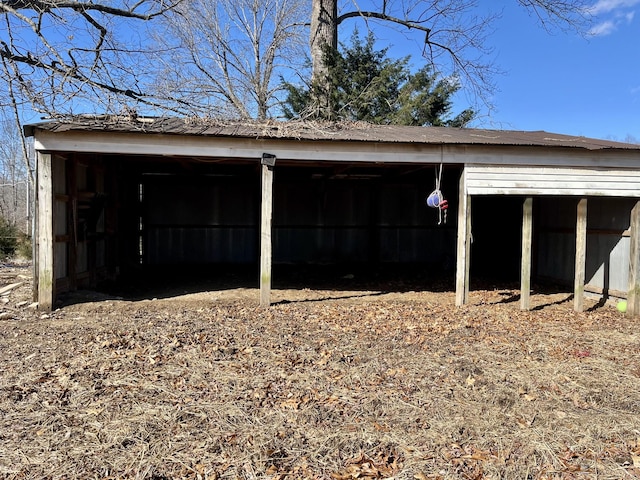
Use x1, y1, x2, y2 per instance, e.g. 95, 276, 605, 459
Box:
260, 153, 276, 307
520, 197, 533, 310
455, 167, 471, 306
628, 200, 640, 316
574, 198, 588, 312
36, 152, 54, 311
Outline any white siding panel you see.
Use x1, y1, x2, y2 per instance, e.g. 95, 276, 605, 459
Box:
466, 165, 640, 197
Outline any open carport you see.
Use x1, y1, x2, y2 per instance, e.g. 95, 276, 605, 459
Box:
25, 116, 640, 314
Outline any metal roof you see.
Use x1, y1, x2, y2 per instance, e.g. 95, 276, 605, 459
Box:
24, 115, 640, 151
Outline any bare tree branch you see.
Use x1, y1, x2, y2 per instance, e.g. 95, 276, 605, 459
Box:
151, 0, 309, 119
517, 0, 591, 31
1, 53, 33, 186
1, 1, 183, 20
338, 10, 431, 34
0, 0, 187, 115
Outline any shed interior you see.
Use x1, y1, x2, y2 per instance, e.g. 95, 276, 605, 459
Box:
47, 151, 633, 301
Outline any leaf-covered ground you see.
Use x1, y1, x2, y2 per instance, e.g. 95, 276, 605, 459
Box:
1, 264, 639, 479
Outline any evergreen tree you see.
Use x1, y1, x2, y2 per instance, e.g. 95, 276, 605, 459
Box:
282, 31, 474, 126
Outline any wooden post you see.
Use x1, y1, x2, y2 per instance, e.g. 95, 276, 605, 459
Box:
628, 200, 640, 316
32, 157, 39, 302
36, 152, 54, 311
260, 154, 276, 307
520, 197, 533, 311
455, 168, 471, 306
69, 155, 78, 290
574, 198, 588, 312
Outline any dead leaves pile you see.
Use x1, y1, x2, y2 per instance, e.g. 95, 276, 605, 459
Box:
330, 451, 401, 479
1, 278, 640, 479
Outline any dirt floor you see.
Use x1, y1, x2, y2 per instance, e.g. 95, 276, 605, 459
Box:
1, 263, 640, 479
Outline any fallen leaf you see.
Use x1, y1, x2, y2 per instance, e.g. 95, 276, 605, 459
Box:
373, 422, 389, 432
85, 407, 104, 415
279, 398, 300, 410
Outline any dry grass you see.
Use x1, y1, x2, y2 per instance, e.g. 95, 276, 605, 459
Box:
1, 264, 640, 479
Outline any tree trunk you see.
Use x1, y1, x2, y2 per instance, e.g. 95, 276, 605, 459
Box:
310, 0, 338, 117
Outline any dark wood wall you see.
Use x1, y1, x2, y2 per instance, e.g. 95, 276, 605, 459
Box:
49, 157, 463, 293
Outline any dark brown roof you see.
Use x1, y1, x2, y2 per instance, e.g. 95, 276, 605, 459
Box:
24, 115, 640, 151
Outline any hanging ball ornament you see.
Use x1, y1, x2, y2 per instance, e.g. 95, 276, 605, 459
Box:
426, 190, 443, 208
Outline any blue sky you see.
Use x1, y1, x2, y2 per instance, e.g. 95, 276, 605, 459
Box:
359, 0, 639, 142
11, 0, 637, 143
481, 0, 640, 142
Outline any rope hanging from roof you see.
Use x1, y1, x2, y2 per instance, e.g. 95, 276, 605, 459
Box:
426, 150, 448, 225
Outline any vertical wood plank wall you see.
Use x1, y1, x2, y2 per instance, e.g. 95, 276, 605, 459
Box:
574, 198, 588, 312
37, 152, 54, 311
520, 197, 533, 310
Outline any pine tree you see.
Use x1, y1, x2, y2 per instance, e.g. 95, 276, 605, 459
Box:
282, 30, 474, 126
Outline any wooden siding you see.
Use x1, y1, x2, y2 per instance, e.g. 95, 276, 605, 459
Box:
466, 165, 640, 197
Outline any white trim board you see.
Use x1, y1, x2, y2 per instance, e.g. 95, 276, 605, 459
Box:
32, 129, 640, 169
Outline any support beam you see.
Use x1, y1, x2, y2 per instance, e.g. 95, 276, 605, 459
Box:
32, 160, 39, 302
259, 154, 275, 307
574, 198, 588, 312
455, 168, 471, 306
36, 152, 54, 311
520, 197, 533, 311
628, 200, 640, 316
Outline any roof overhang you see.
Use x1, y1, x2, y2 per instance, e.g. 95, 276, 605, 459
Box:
26, 116, 640, 169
